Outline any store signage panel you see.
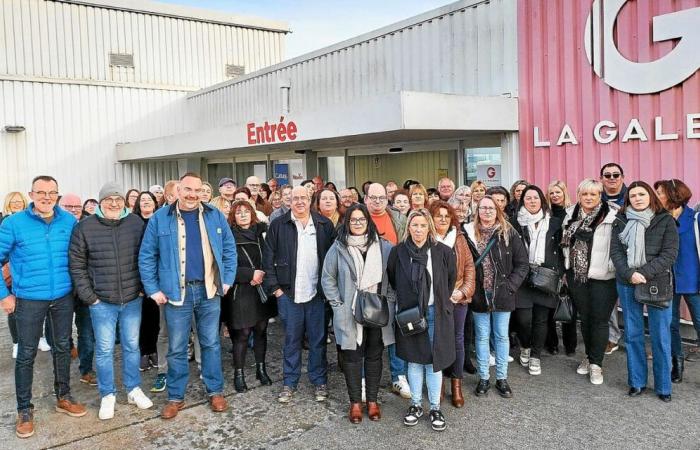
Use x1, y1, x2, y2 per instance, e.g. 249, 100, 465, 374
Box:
246, 116, 298, 145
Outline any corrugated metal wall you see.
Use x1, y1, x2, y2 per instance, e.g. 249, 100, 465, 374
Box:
518, 0, 700, 194
187, 0, 518, 130
0, 0, 287, 196
1, 0, 285, 87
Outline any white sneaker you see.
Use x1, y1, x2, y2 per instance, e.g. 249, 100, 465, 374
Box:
128, 387, 153, 410
528, 357, 541, 375
12, 343, 18, 359
489, 354, 496, 367
99, 394, 116, 420
589, 364, 603, 385
392, 375, 411, 399
576, 358, 590, 375
38, 337, 51, 352
519, 348, 530, 367
361, 378, 366, 403
508, 355, 514, 363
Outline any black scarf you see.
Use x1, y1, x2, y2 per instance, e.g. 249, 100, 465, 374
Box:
406, 236, 432, 310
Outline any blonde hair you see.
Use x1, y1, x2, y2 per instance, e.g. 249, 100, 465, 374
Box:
3, 191, 29, 215
576, 178, 604, 198
547, 180, 572, 208
403, 208, 438, 243
409, 183, 428, 208
470, 180, 487, 193
210, 196, 230, 214
473, 195, 513, 245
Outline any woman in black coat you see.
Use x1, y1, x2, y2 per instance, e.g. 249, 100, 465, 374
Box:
387, 208, 456, 432
225, 200, 277, 393
510, 185, 564, 377
610, 181, 678, 401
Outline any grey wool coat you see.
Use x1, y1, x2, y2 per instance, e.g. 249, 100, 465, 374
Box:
321, 238, 396, 350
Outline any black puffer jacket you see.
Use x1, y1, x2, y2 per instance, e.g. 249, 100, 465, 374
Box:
69, 212, 145, 305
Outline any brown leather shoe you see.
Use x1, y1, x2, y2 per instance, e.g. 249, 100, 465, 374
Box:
348, 402, 362, 424
55, 397, 87, 417
161, 401, 185, 419
16, 409, 34, 438
366, 401, 381, 421
210, 395, 228, 412
451, 378, 465, 408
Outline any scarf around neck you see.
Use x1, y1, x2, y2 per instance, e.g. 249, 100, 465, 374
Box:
517, 208, 549, 265
477, 223, 499, 292
405, 236, 431, 311
619, 208, 654, 269
562, 202, 604, 282
347, 234, 383, 345
436, 227, 457, 248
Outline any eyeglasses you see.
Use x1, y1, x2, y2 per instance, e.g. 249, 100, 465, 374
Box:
291, 196, 309, 203
247, 184, 261, 188
602, 172, 621, 179
63, 205, 82, 210
478, 206, 497, 212
434, 214, 450, 221
349, 217, 367, 225
32, 191, 59, 199
9, 200, 24, 205
367, 195, 387, 203
235, 210, 251, 216
102, 197, 125, 205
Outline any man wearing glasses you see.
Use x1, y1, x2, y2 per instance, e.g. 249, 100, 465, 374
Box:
69, 183, 153, 420
139, 172, 237, 420
0, 175, 86, 439
246, 175, 272, 216
263, 186, 336, 404
600, 163, 626, 356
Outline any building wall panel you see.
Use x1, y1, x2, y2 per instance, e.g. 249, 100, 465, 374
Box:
187, 0, 518, 130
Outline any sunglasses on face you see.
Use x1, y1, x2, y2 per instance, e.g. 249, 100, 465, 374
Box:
602, 173, 621, 179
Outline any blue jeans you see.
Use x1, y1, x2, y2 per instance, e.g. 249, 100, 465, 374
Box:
474, 310, 511, 381
671, 294, 700, 357
617, 283, 672, 395
90, 298, 143, 398
165, 283, 224, 401
14, 294, 74, 411
388, 344, 407, 382
75, 302, 95, 375
407, 305, 442, 410
277, 294, 327, 388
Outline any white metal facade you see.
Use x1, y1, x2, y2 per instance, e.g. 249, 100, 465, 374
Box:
185, 0, 517, 132
0, 0, 287, 197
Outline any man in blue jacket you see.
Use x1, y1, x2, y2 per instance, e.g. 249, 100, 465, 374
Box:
0, 175, 86, 439
139, 172, 237, 420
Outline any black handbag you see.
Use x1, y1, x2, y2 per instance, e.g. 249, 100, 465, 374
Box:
553, 284, 574, 322
395, 304, 427, 337
528, 264, 562, 296
240, 246, 268, 304
634, 271, 673, 309
354, 280, 390, 328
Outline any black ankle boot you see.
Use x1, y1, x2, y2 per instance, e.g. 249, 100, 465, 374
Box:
256, 362, 272, 386
671, 356, 684, 383
234, 369, 248, 392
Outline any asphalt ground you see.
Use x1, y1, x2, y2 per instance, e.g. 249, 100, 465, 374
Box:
0, 317, 698, 450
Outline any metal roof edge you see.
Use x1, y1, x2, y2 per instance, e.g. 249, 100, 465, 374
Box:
54, 0, 290, 33
188, 0, 489, 99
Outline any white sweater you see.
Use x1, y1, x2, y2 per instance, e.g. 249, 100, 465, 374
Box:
562, 206, 617, 281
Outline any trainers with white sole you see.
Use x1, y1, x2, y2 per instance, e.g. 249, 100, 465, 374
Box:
392, 375, 411, 399
589, 364, 604, 385
528, 357, 541, 375
99, 394, 116, 420
489, 354, 496, 367
519, 348, 531, 367
12, 343, 18, 359
128, 387, 154, 410
576, 358, 590, 375
38, 336, 51, 352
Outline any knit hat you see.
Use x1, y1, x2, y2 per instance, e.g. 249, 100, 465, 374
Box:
98, 182, 124, 202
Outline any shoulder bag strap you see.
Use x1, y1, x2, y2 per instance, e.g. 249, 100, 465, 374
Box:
240, 246, 257, 270
474, 235, 498, 267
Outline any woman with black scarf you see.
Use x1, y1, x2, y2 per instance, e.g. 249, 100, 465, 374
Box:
387, 208, 456, 432
561, 179, 618, 386
224, 200, 277, 392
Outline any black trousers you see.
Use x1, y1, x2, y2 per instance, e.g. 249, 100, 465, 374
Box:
514, 304, 555, 358
139, 296, 160, 356
341, 326, 383, 403
546, 306, 578, 353
567, 274, 617, 367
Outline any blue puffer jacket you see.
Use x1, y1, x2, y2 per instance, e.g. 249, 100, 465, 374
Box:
0, 204, 77, 300
674, 206, 700, 294
138, 202, 237, 304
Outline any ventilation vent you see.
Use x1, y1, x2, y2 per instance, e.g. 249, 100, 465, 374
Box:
226, 64, 245, 78
109, 53, 134, 68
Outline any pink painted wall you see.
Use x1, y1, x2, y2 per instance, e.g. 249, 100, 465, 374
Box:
518, 0, 700, 195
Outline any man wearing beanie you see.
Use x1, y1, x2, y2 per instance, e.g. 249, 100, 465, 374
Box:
69, 181, 153, 420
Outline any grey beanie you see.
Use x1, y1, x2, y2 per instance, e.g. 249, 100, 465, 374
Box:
98, 182, 124, 202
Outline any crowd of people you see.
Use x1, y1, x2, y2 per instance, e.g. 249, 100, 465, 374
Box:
1, 164, 699, 438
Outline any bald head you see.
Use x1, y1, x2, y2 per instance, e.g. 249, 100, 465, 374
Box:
365, 183, 388, 215
246, 176, 261, 197
59, 193, 83, 220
